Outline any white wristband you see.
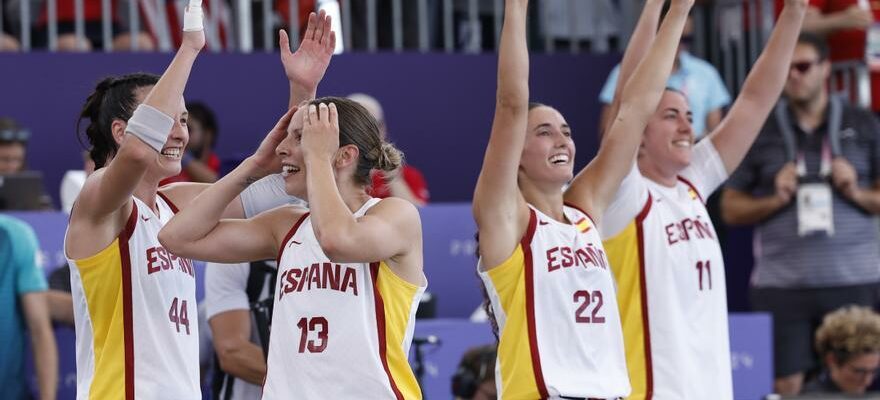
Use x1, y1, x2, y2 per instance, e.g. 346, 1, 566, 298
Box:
240, 174, 306, 218
125, 104, 174, 152
183, 0, 204, 32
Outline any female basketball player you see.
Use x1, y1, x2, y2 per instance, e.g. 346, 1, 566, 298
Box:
158, 97, 426, 399
472, 0, 692, 398
63, 9, 335, 398
600, 0, 808, 398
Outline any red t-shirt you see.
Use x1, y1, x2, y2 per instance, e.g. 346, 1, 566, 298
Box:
369, 166, 430, 204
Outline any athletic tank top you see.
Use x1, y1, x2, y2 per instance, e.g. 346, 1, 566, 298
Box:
66, 194, 200, 400
604, 178, 732, 400
264, 198, 425, 399
479, 205, 631, 399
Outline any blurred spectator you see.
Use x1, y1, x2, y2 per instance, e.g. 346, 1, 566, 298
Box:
793, 0, 880, 112
0, 215, 58, 400
348, 93, 430, 206
161, 102, 221, 185
803, 305, 880, 395
598, 12, 730, 139
451, 344, 496, 400
0, 117, 29, 174
205, 260, 278, 400
721, 33, 880, 395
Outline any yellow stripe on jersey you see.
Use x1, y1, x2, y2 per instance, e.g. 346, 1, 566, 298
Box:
375, 262, 423, 400
604, 222, 650, 400
485, 245, 541, 399
72, 239, 127, 400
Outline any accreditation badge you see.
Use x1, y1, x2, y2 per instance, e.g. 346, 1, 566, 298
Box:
796, 183, 834, 237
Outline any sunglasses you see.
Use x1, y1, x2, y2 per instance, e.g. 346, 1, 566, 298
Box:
790, 61, 818, 74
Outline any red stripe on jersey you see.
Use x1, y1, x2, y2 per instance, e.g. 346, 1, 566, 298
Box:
370, 263, 405, 400
676, 176, 704, 204
276, 212, 310, 265
636, 194, 654, 400
522, 209, 548, 398
157, 191, 180, 213
120, 202, 138, 399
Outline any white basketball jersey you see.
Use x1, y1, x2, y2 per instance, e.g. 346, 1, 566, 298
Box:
264, 198, 425, 399
479, 205, 631, 399
603, 141, 732, 400
67, 194, 200, 400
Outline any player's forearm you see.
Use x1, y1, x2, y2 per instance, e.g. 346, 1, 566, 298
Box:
182, 159, 219, 183
803, 9, 853, 35
720, 190, 787, 225
160, 158, 264, 245
216, 340, 267, 385
303, 154, 359, 257
31, 324, 58, 400
288, 81, 317, 109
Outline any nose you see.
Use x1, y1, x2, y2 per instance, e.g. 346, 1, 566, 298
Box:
276, 133, 293, 157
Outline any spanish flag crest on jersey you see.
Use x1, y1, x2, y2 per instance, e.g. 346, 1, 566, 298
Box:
688, 187, 699, 200
575, 217, 591, 233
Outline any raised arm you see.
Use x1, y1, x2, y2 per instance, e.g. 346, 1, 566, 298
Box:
565, 0, 693, 219
600, 0, 665, 138
802, 4, 872, 36
159, 109, 299, 263
281, 10, 335, 108
299, 103, 423, 284
709, 0, 807, 173
472, 0, 530, 268
74, 2, 206, 222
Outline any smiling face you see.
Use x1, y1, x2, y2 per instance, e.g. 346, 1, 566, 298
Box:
122, 86, 189, 179
639, 90, 695, 178
519, 105, 576, 188
275, 107, 309, 198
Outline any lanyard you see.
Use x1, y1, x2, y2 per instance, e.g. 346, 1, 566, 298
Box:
774, 95, 843, 179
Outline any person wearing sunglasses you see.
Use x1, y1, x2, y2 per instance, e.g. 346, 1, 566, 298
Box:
803, 305, 880, 395
722, 32, 880, 395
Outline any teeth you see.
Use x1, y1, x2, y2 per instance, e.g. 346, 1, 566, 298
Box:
161, 148, 181, 158
672, 140, 691, 148
281, 165, 300, 177
549, 154, 569, 164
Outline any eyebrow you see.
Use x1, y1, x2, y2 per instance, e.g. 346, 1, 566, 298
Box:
533, 123, 570, 130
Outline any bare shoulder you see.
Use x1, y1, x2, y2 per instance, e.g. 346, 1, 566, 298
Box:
157, 182, 209, 209
366, 197, 422, 225
67, 169, 132, 259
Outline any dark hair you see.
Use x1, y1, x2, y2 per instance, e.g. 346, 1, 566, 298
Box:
0, 117, 29, 145
186, 101, 219, 143
308, 96, 403, 186
798, 32, 830, 61
77, 73, 160, 169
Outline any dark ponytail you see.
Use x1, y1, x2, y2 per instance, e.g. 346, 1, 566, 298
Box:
77, 73, 160, 169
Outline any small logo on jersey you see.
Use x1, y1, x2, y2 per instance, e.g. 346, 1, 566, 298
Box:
574, 217, 591, 233
289, 240, 302, 247
841, 128, 857, 139
539, 220, 549, 226
687, 187, 699, 201
141, 215, 151, 222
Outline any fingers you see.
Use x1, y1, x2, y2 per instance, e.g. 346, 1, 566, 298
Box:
328, 31, 337, 53
307, 104, 318, 125
313, 9, 327, 42
329, 103, 338, 128
279, 29, 291, 53
320, 13, 332, 45
305, 12, 318, 42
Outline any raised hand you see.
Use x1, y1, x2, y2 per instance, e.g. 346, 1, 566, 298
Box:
280, 10, 336, 95
252, 107, 298, 176
181, 0, 206, 52
301, 103, 340, 164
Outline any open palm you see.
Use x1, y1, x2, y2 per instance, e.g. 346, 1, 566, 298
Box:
280, 10, 336, 91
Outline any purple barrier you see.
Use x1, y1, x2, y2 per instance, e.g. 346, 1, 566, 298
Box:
0, 52, 618, 205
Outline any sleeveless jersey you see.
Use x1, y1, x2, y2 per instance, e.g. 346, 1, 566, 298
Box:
66, 194, 200, 400
479, 205, 631, 399
264, 198, 425, 399
602, 141, 732, 400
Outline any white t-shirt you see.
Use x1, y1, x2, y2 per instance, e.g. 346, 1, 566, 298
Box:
205, 262, 276, 400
